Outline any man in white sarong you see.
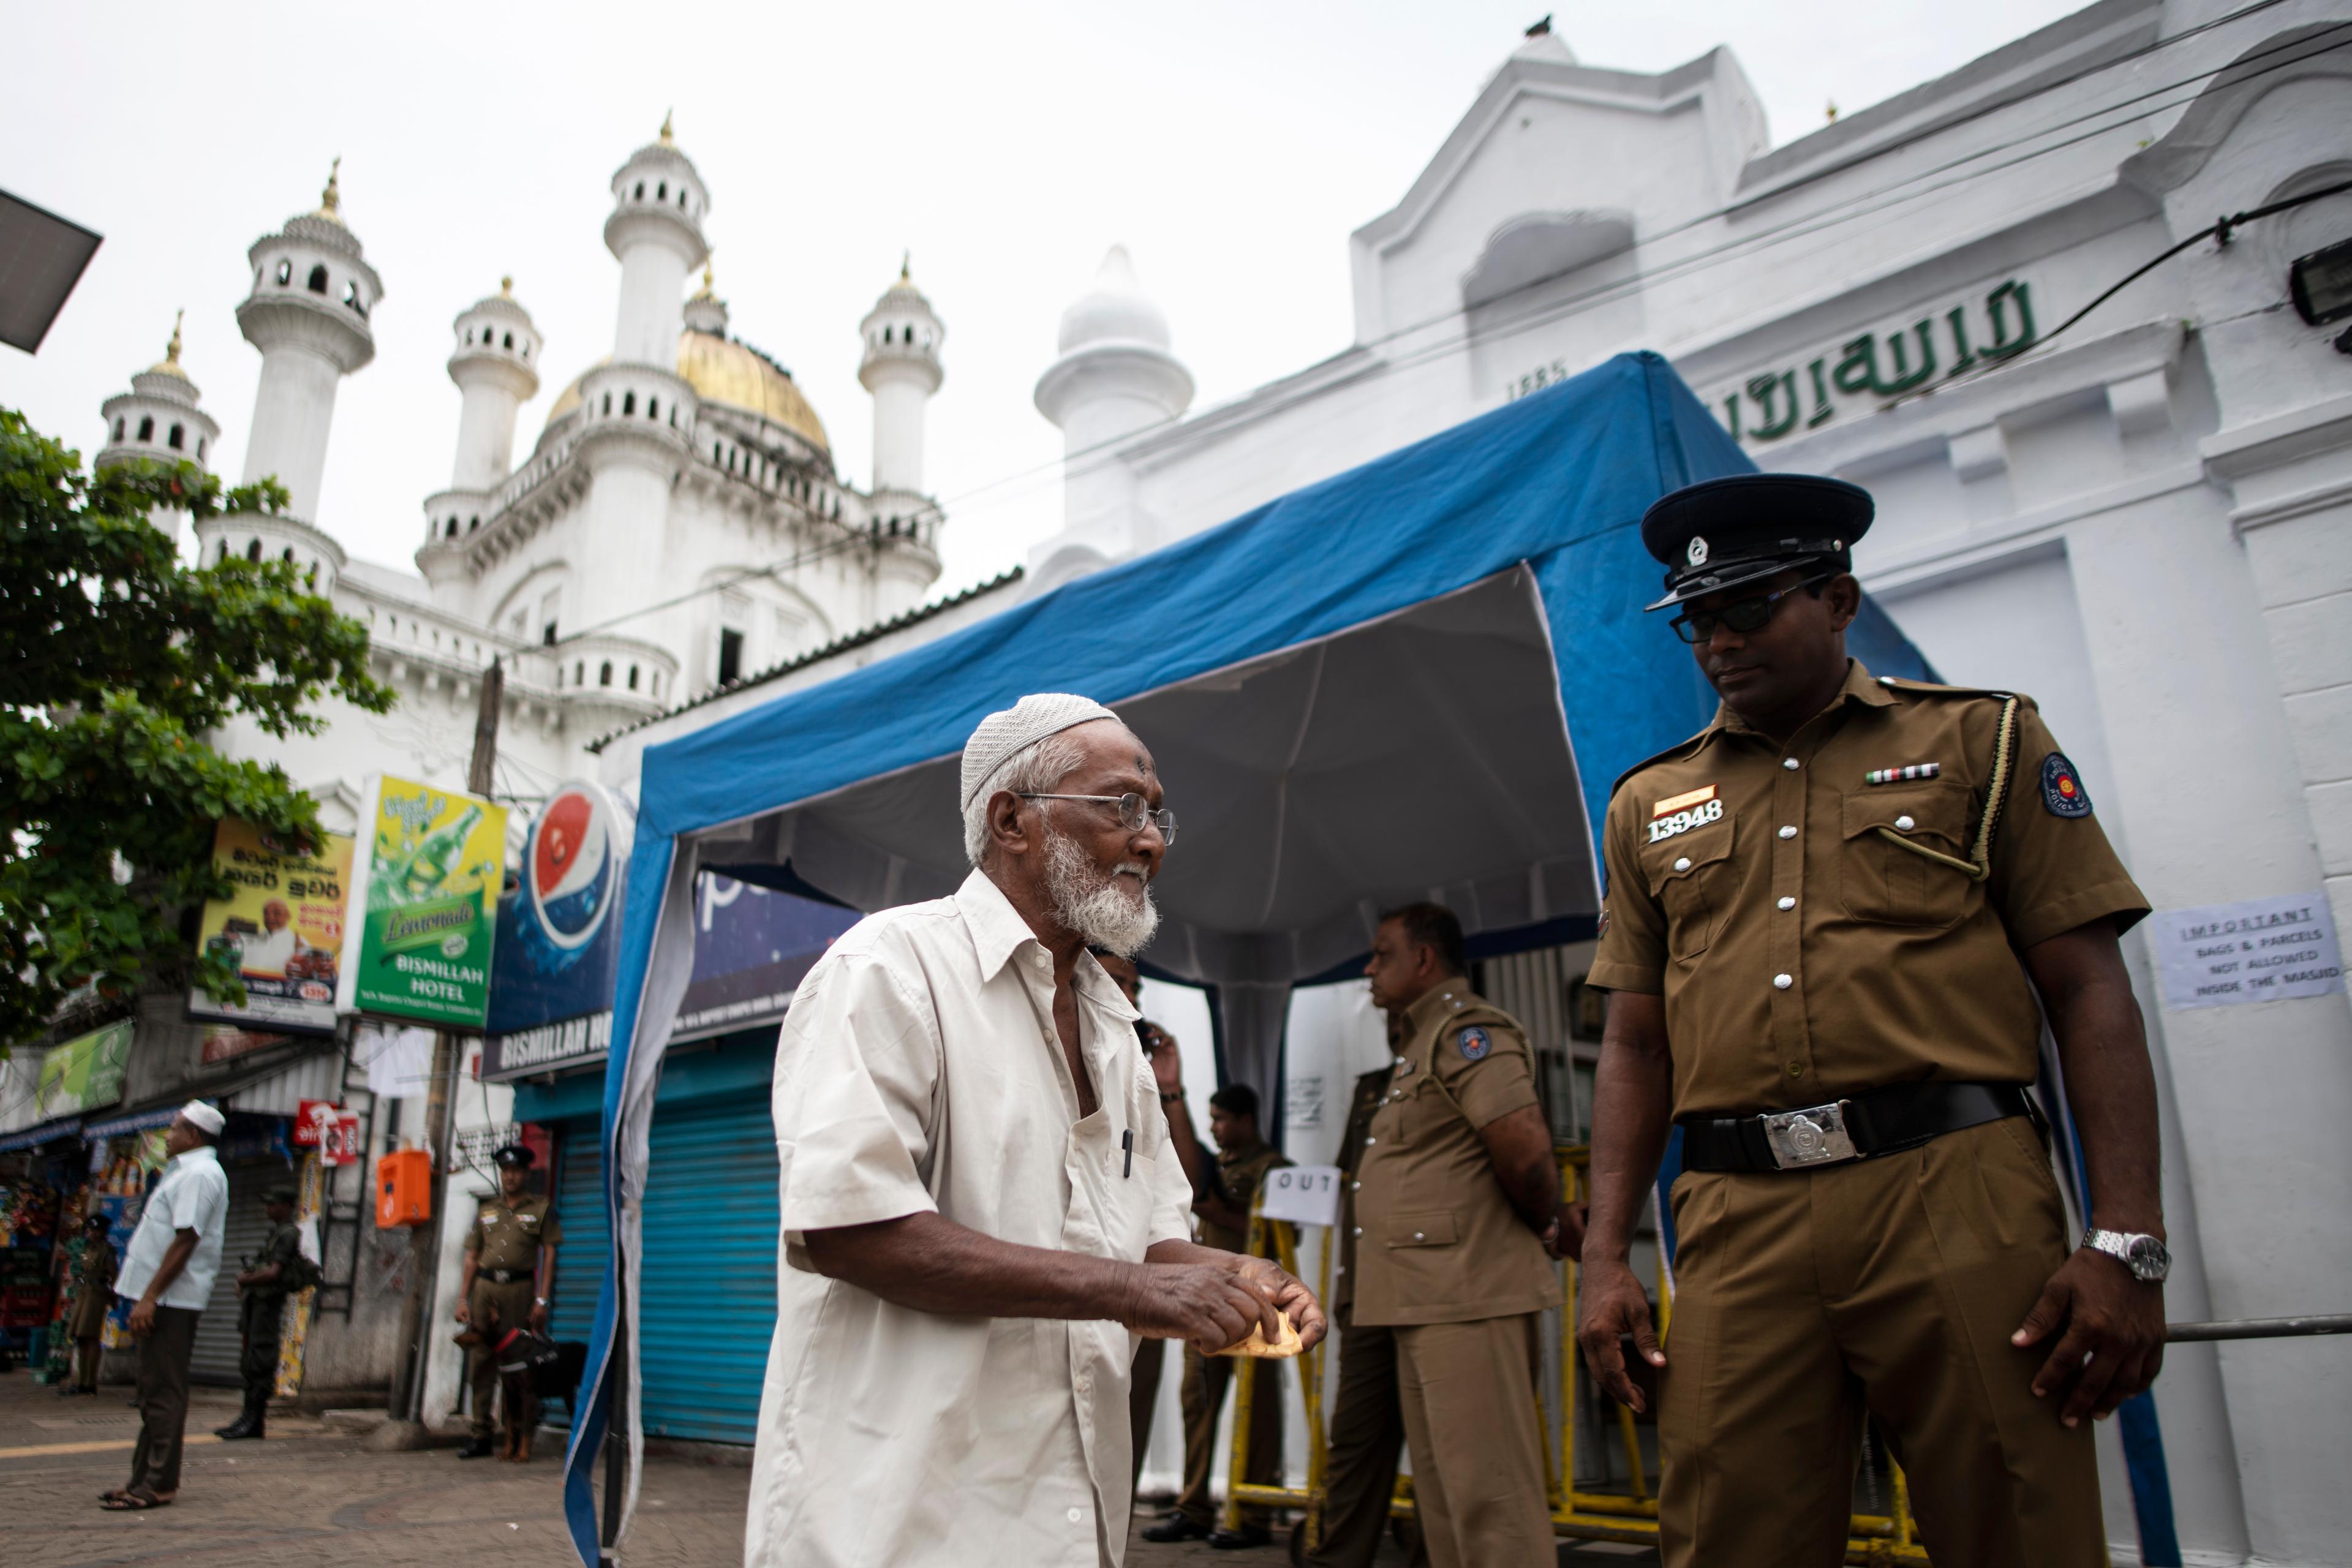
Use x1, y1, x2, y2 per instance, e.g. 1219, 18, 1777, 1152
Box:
745, 693, 1325, 1568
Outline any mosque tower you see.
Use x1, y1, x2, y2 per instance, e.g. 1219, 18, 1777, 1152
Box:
194, 160, 379, 588
97, 313, 220, 547
570, 115, 707, 635
858, 256, 945, 502
421, 278, 541, 557
1031, 245, 1193, 575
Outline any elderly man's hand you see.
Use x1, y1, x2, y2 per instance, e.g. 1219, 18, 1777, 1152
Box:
1227, 1253, 1327, 1352
127, 1298, 156, 1337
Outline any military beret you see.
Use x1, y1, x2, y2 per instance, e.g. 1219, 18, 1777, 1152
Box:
493, 1144, 535, 1169
1640, 473, 1873, 611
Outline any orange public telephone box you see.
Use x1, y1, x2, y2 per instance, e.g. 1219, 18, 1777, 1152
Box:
375, 1148, 432, 1229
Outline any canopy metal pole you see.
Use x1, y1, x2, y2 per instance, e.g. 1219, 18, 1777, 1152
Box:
2165, 1314, 2351, 1343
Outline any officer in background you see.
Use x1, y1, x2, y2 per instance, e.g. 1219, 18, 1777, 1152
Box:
1578, 473, 2165, 1568
454, 1144, 562, 1460
216, 1184, 300, 1441
1353, 903, 1580, 1568
1300, 1012, 1427, 1568
61, 1211, 117, 1398
1143, 1084, 1292, 1548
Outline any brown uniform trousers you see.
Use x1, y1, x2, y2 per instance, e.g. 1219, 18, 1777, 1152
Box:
1592, 663, 2150, 1568
1354, 987, 1561, 1568
463, 1192, 560, 1439
1174, 1139, 1290, 1529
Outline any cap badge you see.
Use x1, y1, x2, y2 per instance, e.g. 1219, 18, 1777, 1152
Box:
1686, 536, 1709, 567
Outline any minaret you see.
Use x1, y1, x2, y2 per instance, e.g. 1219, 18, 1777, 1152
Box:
858, 255, 945, 499
1031, 245, 1193, 575
605, 113, 709, 364
684, 262, 728, 336
230, 159, 382, 524
421, 279, 541, 564
98, 314, 221, 548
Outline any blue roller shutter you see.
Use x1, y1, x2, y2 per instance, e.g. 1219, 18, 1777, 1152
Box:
635, 1096, 778, 1442
546, 1120, 607, 1422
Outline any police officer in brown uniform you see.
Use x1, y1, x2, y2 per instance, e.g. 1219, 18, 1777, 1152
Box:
1578, 473, 2169, 1568
1354, 903, 1580, 1568
1301, 1020, 1430, 1568
454, 1144, 561, 1460
1145, 1084, 1292, 1547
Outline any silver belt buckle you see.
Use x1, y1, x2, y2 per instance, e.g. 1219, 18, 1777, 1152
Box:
1761, 1100, 1859, 1169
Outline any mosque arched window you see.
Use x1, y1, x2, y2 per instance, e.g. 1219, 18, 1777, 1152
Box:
197, 438, 206, 461
601, 393, 612, 417
624, 391, 637, 415
246, 538, 262, 562
307, 265, 328, 294
465, 329, 473, 345
447, 518, 458, 539
217, 540, 229, 564
112, 418, 125, 442
168, 424, 184, 450
276, 259, 292, 285
502, 332, 513, 349
657, 181, 667, 200
469, 516, 480, 532
628, 665, 639, 691
137, 415, 154, 442
282, 546, 296, 563
635, 181, 645, 200
713, 442, 723, 464
343, 281, 366, 315
646, 397, 658, 420
598, 661, 612, 688
679, 190, 687, 209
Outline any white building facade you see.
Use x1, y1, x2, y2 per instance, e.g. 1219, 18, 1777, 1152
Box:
605, 5, 2351, 1559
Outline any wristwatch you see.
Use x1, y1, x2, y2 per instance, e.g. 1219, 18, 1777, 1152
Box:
2082, 1228, 2171, 1283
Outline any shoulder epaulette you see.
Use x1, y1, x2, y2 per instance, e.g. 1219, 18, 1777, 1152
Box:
1608, 731, 1713, 800
1871, 674, 2038, 709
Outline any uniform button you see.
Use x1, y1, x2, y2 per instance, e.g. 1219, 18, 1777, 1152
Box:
1392, 1055, 1406, 1069
1786, 1060, 1805, 1077
1335, 1263, 1347, 1276
1351, 1180, 1361, 1191
1673, 856, 1691, 872
1894, 815, 1915, 832
1777, 896, 1796, 911
1363, 1137, 1375, 1147
1412, 1231, 1427, 1242
1783, 757, 1800, 771
1773, 973, 1793, 990
1879, 676, 1897, 686
1353, 1226, 1364, 1237
1777, 825, 1797, 840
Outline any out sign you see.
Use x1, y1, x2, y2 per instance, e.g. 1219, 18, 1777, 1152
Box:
1258, 1164, 1342, 1229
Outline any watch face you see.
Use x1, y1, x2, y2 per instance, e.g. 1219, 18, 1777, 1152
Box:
2126, 1235, 2171, 1281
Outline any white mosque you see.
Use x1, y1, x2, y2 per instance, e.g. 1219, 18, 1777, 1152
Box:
91, 118, 967, 821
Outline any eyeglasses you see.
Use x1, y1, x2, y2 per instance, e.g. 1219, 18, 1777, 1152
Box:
1019, 793, 1178, 844
1668, 573, 1833, 645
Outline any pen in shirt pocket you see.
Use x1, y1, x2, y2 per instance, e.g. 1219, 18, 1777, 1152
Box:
1121, 1129, 1134, 1178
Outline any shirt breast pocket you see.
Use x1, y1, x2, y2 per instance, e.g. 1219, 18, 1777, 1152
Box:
1840, 782, 1977, 928
1642, 821, 1738, 962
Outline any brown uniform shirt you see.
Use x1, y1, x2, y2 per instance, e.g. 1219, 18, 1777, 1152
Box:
465, 1192, 562, 1275
1588, 660, 2148, 1118
1329, 1066, 1394, 1319
1352, 984, 1561, 1327
1197, 1139, 1291, 1254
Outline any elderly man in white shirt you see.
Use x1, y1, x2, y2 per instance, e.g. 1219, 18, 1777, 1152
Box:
103, 1100, 231, 1512
745, 693, 1325, 1568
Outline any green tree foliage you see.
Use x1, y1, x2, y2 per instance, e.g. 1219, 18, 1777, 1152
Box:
1, 407, 394, 1049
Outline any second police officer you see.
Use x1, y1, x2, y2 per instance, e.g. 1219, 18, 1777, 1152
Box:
454, 1143, 562, 1460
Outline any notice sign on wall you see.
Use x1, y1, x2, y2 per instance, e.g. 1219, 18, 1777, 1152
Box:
2148, 892, 2345, 1011
337, 775, 510, 1028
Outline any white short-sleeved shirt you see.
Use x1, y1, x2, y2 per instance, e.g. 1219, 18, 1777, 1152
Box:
115, 1144, 230, 1310
744, 870, 1196, 1568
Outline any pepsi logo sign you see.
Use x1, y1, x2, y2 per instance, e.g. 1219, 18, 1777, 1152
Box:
526, 781, 631, 952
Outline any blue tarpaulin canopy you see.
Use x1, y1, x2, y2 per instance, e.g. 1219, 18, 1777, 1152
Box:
562, 351, 1934, 1558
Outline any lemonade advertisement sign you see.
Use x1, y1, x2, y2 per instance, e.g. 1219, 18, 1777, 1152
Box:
337, 775, 509, 1027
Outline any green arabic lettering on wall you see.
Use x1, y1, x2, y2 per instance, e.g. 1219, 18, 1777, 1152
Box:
1719, 280, 2035, 446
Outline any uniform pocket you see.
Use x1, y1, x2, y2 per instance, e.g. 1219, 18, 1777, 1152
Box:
1642, 821, 1737, 962
1382, 1210, 1458, 1248
1838, 780, 1976, 928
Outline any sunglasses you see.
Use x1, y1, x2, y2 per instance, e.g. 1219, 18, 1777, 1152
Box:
1668, 573, 1833, 644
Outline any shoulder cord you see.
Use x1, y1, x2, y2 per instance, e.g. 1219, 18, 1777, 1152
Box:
1871, 696, 2019, 884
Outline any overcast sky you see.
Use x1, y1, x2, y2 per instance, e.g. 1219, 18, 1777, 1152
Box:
4, 1, 2085, 593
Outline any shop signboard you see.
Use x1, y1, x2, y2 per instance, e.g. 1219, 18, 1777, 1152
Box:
33, 1019, 131, 1118
187, 820, 353, 1035
337, 775, 509, 1028
198, 1025, 293, 1066
292, 1098, 338, 1147
322, 1110, 363, 1167
485, 782, 631, 1035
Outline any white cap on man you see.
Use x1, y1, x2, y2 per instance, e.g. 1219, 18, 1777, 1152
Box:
959, 693, 1119, 809
179, 1100, 225, 1135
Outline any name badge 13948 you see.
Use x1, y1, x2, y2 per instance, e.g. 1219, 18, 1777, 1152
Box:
1649, 797, 1725, 843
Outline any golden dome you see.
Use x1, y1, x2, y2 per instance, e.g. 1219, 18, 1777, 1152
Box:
148, 310, 190, 379
544, 330, 829, 453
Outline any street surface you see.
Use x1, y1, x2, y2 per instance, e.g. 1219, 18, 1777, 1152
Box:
0, 1371, 1656, 1565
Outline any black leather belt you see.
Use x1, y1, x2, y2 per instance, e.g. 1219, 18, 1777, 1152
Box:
480, 1268, 535, 1285
1679, 1080, 2035, 1173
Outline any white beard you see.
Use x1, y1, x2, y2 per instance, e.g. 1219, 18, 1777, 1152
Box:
1042, 826, 1160, 958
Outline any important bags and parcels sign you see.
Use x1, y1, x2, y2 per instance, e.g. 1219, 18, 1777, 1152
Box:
336, 774, 509, 1028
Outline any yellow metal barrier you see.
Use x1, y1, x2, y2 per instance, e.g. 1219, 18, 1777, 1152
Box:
1214, 1145, 1934, 1565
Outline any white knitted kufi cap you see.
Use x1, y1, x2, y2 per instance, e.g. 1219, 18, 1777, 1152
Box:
960, 693, 1120, 809
180, 1100, 225, 1134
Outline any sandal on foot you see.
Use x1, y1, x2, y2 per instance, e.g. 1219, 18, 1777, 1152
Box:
102, 1488, 170, 1511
